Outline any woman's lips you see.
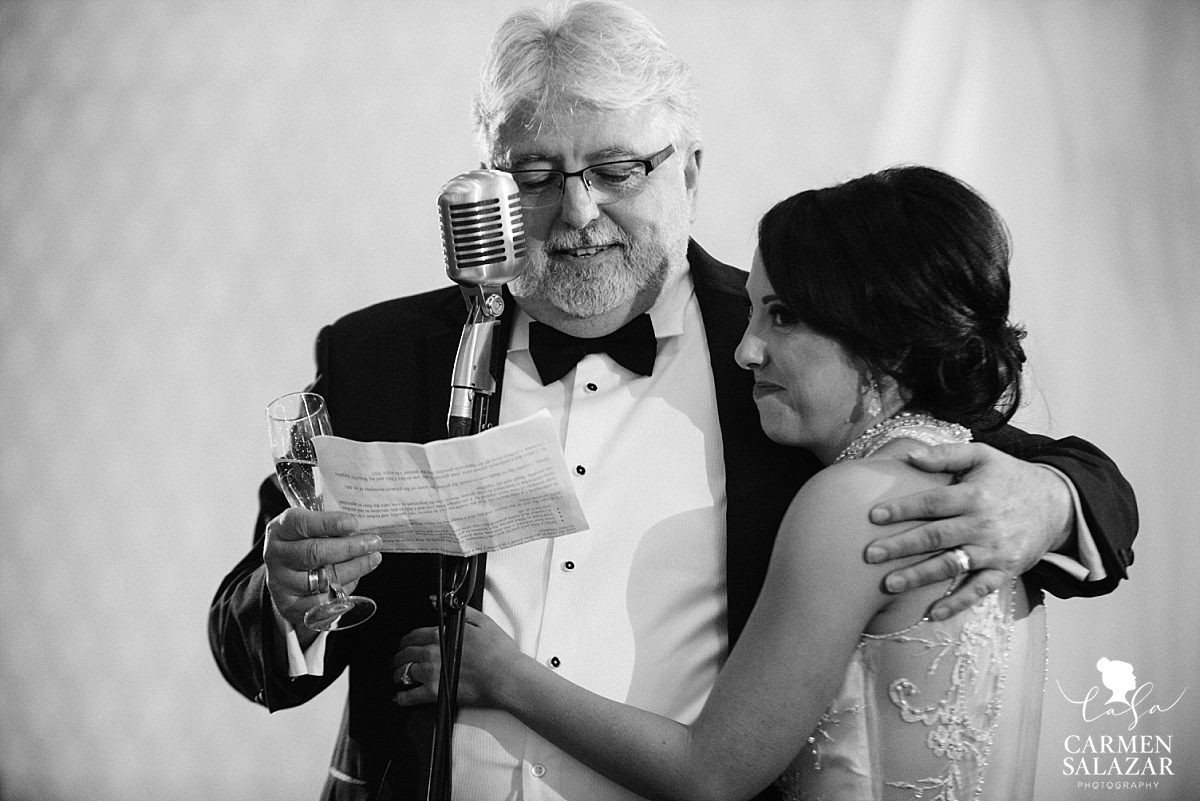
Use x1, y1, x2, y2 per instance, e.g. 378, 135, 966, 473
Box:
752, 381, 785, 399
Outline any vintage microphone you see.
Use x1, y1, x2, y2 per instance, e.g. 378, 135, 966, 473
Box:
429, 169, 526, 801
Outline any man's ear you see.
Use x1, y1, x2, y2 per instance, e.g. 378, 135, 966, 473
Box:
685, 142, 702, 221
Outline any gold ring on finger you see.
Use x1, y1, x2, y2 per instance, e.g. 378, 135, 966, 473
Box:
307, 566, 330, 595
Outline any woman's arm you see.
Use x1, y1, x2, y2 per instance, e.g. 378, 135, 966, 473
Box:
397, 459, 940, 801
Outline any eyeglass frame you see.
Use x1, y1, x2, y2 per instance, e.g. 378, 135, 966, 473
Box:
503, 143, 677, 209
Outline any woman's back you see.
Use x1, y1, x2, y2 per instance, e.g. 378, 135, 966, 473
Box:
779, 571, 1046, 801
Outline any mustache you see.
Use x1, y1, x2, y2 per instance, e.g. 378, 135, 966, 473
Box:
541, 222, 627, 252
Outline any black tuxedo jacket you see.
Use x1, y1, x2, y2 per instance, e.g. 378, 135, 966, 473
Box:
210, 240, 1136, 801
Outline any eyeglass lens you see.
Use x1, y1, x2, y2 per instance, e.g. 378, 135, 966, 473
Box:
513, 163, 650, 209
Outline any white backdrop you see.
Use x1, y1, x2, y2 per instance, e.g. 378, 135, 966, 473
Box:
1, 1, 1197, 799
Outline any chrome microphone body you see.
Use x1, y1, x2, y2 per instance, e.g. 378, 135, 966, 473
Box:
438, 170, 525, 436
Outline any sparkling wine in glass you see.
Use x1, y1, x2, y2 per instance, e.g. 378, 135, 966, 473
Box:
266, 392, 376, 631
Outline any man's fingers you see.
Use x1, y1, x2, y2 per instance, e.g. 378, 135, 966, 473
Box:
295, 535, 381, 573
900, 442, 985, 474
927, 569, 1008, 621
272, 552, 382, 599
869, 484, 979, 526
266, 512, 380, 572
326, 552, 382, 588
881, 546, 985, 593
279, 533, 382, 575
271, 507, 359, 542
865, 519, 971, 565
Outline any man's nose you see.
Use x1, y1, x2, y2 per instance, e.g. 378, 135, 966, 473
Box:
558, 174, 601, 230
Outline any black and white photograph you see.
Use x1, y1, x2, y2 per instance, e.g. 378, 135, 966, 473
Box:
1, 1, 1196, 799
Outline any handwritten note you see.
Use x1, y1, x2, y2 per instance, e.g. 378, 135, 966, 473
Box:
312, 410, 588, 556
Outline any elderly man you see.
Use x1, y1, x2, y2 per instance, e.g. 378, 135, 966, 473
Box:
210, 2, 1136, 800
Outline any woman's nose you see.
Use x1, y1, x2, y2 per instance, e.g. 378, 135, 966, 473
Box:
735, 326, 764, 371
558, 174, 601, 230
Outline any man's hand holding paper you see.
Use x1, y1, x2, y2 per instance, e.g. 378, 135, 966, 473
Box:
312, 410, 589, 557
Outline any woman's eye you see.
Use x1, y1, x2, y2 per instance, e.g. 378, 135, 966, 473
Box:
768, 304, 798, 327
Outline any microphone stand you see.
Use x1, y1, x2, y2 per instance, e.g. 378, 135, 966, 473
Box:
428, 283, 506, 801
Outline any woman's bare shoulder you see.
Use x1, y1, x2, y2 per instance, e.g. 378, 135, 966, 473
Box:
790, 453, 948, 521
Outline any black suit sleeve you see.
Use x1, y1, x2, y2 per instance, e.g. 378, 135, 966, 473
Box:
208, 325, 354, 710
973, 423, 1137, 599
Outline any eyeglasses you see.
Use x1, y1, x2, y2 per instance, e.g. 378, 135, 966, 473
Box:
506, 144, 676, 209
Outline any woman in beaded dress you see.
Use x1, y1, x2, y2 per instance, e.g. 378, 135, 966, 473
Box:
396, 166, 1047, 801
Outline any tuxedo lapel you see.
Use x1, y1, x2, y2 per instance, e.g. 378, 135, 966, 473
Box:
419, 291, 469, 442
687, 241, 758, 504
687, 240, 822, 644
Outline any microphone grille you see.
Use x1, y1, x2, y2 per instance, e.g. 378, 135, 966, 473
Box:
439, 170, 526, 285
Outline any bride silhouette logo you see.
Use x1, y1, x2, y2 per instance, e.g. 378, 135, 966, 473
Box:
1057, 656, 1187, 731
1096, 657, 1138, 709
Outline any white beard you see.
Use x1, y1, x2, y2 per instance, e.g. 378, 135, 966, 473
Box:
510, 218, 689, 319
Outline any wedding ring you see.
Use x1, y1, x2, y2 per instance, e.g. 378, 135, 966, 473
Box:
398, 661, 417, 688
307, 566, 329, 595
950, 547, 971, 575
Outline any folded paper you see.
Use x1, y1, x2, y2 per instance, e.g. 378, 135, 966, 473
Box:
312, 410, 588, 556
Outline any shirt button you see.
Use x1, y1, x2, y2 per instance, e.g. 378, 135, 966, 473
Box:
531, 764, 547, 778
586, 382, 599, 392
575, 465, 586, 475
563, 560, 575, 571
549, 656, 561, 668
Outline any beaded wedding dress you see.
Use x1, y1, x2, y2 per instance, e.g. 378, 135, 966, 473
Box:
777, 415, 1048, 801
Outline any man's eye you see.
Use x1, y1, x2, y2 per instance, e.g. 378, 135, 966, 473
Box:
513, 172, 558, 192
590, 166, 639, 185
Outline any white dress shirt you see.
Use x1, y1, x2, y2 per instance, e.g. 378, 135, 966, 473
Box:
451, 271, 728, 800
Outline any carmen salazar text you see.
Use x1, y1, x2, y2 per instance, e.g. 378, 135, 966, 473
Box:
1063, 735, 1173, 776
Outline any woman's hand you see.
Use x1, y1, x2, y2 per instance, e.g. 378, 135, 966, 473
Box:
392, 606, 523, 708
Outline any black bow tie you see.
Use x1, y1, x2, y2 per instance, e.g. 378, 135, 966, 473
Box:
527, 314, 657, 385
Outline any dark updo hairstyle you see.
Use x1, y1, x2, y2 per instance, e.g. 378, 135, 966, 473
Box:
757, 165, 1026, 429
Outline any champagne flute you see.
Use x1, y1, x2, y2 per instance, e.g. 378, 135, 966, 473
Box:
266, 392, 377, 631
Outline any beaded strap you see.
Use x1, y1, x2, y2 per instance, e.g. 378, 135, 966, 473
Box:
834, 412, 971, 464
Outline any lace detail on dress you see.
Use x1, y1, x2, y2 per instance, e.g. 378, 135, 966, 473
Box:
879, 588, 1013, 800
776, 584, 1019, 801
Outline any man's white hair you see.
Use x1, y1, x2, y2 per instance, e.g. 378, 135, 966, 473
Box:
472, 0, 700, 163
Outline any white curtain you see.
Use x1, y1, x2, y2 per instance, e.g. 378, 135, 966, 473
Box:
1, 2, 1196, 799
